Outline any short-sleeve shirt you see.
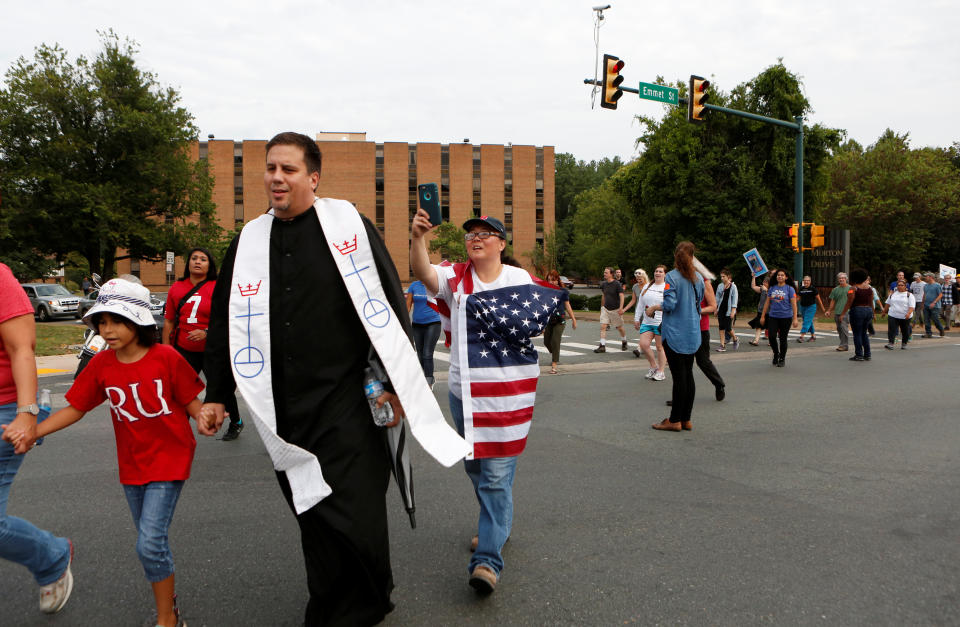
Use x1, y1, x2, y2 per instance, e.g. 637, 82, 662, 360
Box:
829, 284, 852, 312
0, 263, 34, 405
164, 279, 217, 353
923, 282, 942, 306
885, 291, 916, 319
601, 280, 623, 310
767, 284, 796, 318
406, 280, 441, 325
66, 344, 204, 485
798, 285, 819, 308
638, 282, 665, 325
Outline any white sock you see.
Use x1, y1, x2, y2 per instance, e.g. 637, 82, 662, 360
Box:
599, 339, 606, 346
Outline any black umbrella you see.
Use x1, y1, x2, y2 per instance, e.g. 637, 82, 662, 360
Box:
384, 419, 415, 528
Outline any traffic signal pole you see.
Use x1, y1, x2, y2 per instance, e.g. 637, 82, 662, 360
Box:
701, 103, 805, 280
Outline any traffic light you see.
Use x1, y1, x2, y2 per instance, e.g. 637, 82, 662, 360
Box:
810, 223, 825, 248
687, 75, 710, 123
788, 223, 800, 251
601, 54, 625, 110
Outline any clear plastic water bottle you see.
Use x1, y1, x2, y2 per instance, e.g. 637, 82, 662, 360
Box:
363, 367, 394, 427
37, 388, 51, 446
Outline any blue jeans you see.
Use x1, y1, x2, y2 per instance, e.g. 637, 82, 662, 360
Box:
849, 307, 873, 358
123, 480, 184, 582
924, 305, 944, 335
449, 391, 517, 578
412, 322, 441, 385
0, 403, 71, 585
800, 303, 817, 334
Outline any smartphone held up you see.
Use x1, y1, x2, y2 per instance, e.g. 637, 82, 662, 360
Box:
418, 183, 442, 226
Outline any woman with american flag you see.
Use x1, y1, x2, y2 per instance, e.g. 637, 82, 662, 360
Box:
410, 210, 562, 596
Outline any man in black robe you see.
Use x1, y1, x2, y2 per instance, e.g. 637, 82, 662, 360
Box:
203, 132, 411, 626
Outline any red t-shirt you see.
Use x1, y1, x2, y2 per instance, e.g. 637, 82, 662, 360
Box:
164, 279, 216, 353
66, 344, 204, 485
0, 263, 35, 405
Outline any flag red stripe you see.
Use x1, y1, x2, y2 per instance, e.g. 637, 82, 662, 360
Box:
474, 438, 528, 458
472, 406, 533, 427
470, 378, 538, 397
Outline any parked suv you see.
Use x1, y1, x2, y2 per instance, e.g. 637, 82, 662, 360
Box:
21, 283, 80, 321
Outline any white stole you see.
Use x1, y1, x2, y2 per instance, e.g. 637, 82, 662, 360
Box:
230, 198, 468, 514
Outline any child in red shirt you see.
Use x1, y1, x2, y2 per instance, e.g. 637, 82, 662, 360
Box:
11, 278, 217, 627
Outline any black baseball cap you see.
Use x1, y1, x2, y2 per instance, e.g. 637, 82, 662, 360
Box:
462, 215, 506, 239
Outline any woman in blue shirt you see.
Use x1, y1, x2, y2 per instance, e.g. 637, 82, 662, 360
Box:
405, 280, 442, 388
647, 242, 705, 432
759, 269, 799, 367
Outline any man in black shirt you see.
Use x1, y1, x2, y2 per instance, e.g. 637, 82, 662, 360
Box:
594, 267, 627, 353
203, 132, 409, 626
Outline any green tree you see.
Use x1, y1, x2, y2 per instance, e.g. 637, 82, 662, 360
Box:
567, 180, 638, 276
815, 130, 960, 280
428, 222, 468, 262
0, 32, 219, 279
554, 152, 625, 222
613, 63, 842, 289
524, 225, 558, 277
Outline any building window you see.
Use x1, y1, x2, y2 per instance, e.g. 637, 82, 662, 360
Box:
472, 146, 481, 217
408, 145, 417, 221
199, 142, 208, 160
535, 147, 544, 235
375, 144, 385, 234
130, 258, 140, 279
233, 142, 244, 222
504, 146, 513, 242
440, 145, 450, 222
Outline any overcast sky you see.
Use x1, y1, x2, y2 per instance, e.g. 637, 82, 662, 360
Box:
2, 0, 957, 163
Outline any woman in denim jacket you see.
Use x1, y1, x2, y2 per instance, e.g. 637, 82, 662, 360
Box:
646, 242, 705, 432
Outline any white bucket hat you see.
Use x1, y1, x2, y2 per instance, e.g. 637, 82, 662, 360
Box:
82, 278, 155, 330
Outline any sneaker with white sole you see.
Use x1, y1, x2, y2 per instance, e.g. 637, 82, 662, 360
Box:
644, 368, 656, 379
652, 369, 666, 381
39, 540, 73, 614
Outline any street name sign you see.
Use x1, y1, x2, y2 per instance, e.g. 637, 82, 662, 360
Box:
637, 82, 679, 105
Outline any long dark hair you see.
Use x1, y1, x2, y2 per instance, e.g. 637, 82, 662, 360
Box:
180, 248, 218, 282
91, 312, 157, 347
674, 242, 696, 282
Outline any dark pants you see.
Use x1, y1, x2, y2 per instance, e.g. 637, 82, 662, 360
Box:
412, 322, 441, 384
543, 320, 565, 363
663, 338, 697, 423
175, 346, 241, 427
767, 317, 792, 359
887, 316, 911, 345
850, 306, 873, 357
695, 329, 724, 390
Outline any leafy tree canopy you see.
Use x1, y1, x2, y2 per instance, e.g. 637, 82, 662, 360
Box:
612, 62, 843, 288
0, 31, 219, 279
814, 130, 960, 280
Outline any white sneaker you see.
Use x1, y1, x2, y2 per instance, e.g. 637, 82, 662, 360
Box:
644, 368, 656, 379
653, 369, 666, 381
39, 540, 73, 614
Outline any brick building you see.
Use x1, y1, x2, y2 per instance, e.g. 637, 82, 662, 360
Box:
120, 134, 555, 288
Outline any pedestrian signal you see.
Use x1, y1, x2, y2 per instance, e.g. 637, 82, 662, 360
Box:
810, 224, 825, 248
688, 75, 710, 123
601, 54, 625, 110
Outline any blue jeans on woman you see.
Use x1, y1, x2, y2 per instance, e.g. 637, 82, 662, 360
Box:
122, 480, 184, 582
849, 306, 873, 358
0, 403, 71, 585
449, 391, 517, 578
412, 322, 441, 385
800, 303, 817, 334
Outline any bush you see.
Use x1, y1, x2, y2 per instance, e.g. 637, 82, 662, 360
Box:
586, 295, 603, 311
568, 293, 588, 310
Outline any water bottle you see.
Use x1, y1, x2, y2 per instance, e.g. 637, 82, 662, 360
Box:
363, 367, 394, 427
36, 388, 51, 446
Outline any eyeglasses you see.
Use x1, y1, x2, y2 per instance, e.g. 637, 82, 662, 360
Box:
464, 231, 501, 241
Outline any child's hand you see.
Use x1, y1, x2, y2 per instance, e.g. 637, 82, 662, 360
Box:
196, 403, 225, 436
2, 415, 39, 454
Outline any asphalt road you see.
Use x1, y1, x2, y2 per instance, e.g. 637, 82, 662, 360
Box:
3, 326, 958, 625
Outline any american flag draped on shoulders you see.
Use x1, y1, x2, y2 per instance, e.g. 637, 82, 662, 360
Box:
431, 262, 563, 459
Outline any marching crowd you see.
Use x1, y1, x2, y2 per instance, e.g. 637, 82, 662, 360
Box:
1, 129, 955, 626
